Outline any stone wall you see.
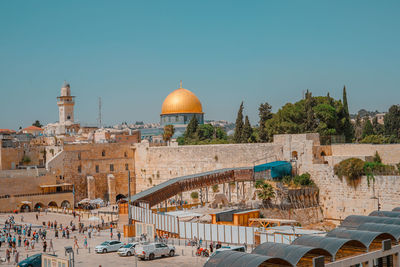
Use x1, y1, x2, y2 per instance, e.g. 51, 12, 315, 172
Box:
0, 172, 56, 196
47, 143, 136, 202
133, 142, 283, 193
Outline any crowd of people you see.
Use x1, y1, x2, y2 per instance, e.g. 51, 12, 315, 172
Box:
0, 212, 117, 265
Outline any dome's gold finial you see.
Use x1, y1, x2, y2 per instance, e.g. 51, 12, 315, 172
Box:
180, 80, 182, 88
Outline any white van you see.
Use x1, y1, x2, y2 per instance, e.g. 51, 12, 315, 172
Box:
135, 242, 175, 260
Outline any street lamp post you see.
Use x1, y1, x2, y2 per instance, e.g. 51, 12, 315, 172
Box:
128, 170, 132, 225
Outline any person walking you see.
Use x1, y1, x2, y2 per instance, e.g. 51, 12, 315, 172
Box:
84, 236, 87, 249
6, 248, 10, 263
14, 250, 19, 264
117, 231, 121, 242
73, 236, 79, 249
43, 240, 47, 252
49, 239, 54, 253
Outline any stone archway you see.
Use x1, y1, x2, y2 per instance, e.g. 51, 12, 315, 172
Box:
292, 151, 298, 160
116, 194, 126, 203
34, 202, 45, 211
61, 200, 71, 208
20, 204, 31, 212
48, 201, 58, 208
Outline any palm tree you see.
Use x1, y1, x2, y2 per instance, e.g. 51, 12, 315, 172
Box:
255, 180, 275, 206
163, 125, 175, 144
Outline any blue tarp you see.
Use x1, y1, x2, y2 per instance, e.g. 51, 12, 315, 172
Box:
254, 161, 292, 178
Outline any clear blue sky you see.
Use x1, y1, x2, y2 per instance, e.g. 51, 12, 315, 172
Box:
1, 1, 399, 130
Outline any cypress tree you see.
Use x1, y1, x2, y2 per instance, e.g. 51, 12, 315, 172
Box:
242, 115, 253, 143
304, 90, 316, 132
342, 85, 354, 142
258, 102, 273, 142
234, 102, 244, 143
343, 86, 349, 116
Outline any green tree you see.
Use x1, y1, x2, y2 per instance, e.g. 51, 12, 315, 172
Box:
254, 180, 275, 205
233, 102, 244, 143
185, 116, 199, 140
258, 102, 273, 142
32, 120, 42, 128
304, 90, 317, 131
342, 86, 354, 142
162, 125, 175, 143
354, 114, 363, 141
384, 105, 400, 139
362, 119, 374, 138
242, 116, 253, 143
197, 124, 214, 141
372, 116, 383, 135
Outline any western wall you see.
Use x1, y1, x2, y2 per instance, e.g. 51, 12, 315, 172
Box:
134, 134, 400, 220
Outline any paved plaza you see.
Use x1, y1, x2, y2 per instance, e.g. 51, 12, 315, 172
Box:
0, 212, 207, 267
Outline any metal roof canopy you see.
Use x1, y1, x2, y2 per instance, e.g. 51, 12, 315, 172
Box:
369, 210, 400, 218
358, 223, 400, 241
127, 167, 253, 207
251, 242, 332, 266
253, 161, 292, 178
341, 215, 400, 229
393, 207, 400, 212
204, 250, 292, 267
292, 235, 367, 261
326, 228, 396, 250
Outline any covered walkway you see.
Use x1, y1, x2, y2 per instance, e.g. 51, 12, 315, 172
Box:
128, 167, 253, 207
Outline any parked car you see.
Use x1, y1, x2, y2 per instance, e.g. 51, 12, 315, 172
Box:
17, 253, 42, 267
117, 242, 138, 256
95, 240, 123, 253
135, 242, 175, 260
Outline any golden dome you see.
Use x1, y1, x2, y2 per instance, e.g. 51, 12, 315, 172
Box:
161, 86, 203, 115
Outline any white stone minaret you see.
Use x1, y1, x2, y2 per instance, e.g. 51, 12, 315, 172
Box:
57, 81, 75, 124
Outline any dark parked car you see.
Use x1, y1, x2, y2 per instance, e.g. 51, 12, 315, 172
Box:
17, 253, 41, 267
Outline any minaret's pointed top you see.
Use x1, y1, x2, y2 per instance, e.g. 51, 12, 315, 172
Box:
180, 80, 182, 88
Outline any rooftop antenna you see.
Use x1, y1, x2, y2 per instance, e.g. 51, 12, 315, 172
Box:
98, 97, 102, 128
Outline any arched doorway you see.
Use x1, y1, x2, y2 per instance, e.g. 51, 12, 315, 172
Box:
61, 200, 71, 208
34, 203, 45, 211
48, 201, 58, 208
292, 151, 298, 160
116, 194, 126, 203
20, 204, 31, 213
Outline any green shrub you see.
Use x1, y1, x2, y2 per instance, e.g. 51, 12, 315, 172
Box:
282, 175, 292, 185
293, 173, 315, 186
22, 155, 31, 164
212, 184, 219, 193
334, 158, 365, 181
190, 191, 199, 199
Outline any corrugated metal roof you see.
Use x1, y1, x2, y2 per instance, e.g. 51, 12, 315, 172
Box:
326, 228, 396, 249
204, 250, 292, 267
292, 235, 366, 260
357, 223, 400, 241
251, 242, 331, 266
341, 215, 400, 229
369, 210, 400, 218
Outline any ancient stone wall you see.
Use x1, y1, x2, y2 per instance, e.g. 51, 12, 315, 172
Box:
133, 142, 283, 193
47, 143, 136, 202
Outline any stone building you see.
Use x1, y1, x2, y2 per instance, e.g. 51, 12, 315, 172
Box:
47, 143, 136, 204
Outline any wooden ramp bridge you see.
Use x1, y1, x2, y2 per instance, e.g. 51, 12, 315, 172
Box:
128, 167, 254, 207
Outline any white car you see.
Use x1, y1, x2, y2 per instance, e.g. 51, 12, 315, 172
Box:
135, 243, 175, 260
117, 242, 138, 256
95, 240, 123, 253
